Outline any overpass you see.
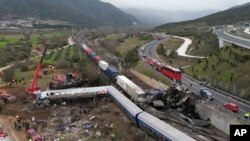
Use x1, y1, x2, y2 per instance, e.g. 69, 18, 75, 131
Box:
215, 28, 250, 49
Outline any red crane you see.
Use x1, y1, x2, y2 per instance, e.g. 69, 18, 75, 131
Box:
28, 46, 47, 94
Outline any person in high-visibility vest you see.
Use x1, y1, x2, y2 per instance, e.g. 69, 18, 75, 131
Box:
244, 112, 250, 119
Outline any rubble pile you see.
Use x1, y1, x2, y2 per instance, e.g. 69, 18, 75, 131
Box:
39, 99, 153, 141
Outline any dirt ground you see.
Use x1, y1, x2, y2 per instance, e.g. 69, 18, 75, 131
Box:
0, 115, 26, 141
0, 78, 155, 141
39, 98, 154, 141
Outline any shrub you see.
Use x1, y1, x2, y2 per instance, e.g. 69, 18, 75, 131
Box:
55, 59, 72, 69
124, 47, 139, 68
20, 64, 29, 72
72, 55, 80, 62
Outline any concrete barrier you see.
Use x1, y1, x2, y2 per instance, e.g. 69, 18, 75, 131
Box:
196, 101, 247, 135
130, 69, 169, 90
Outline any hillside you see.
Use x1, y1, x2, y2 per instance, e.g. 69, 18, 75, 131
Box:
186, 45, 250, 100
123, 8, 216, 27
0, 0, 139, 27
156, 3, 250, 30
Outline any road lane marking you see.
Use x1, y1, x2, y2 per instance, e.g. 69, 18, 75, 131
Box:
143, 39, 249, 115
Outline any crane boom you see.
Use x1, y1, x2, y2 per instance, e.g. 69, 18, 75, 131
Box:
28, 47, 47, 94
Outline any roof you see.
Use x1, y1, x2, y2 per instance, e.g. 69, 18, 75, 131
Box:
107, 65, 118, 72
201, 89, 212, 96
163, 65, 181, 72
138, 112, 196, 141
107, 86, 143, 116
38, 86, 108, 99
225, 103, 238, 106
117, 75, 145, 95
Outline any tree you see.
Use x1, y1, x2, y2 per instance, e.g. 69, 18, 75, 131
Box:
230, 73, 234, 82
20, 64, 29, 72
1, 68, 14, 84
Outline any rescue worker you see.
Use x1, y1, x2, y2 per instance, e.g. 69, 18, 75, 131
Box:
244, 112, 250, 120
8, 116, 12, 122
16, 115, 21, 123
189, 83, 192, 88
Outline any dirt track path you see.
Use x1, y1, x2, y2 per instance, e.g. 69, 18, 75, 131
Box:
0, 115, 26, 141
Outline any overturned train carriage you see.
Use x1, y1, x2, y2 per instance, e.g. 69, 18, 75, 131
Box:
107, 86, 196, 141
36, 86, 108, 100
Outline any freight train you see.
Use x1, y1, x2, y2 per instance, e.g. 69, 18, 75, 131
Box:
81, 43, 145, 102
145, 57, 182, 83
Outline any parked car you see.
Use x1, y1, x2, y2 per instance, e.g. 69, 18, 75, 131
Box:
200, 89, 213, 100
223, 103, 239, 112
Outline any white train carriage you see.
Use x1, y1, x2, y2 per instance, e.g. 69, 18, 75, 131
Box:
82, 43, 88, 50
116, 75, 145, 102
98, 60, 109, 71
137, 112, 196, 141
107, 86, 143, 124
36, 86, 108, 100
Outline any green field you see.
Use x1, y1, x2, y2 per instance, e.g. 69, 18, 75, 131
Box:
0, 35, 22, 50
0, 31, 67, 51
116, 37, 144, 57
0, 31, 69, 67
104, 34, 121, 40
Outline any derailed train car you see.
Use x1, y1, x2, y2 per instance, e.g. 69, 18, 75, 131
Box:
107, 86, 196, 141
116, 75, 145, 102
36, 86, 108, 100
42, 43, 196, 141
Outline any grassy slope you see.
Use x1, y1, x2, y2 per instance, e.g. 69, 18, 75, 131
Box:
156, 37, 199, 68
162, 37, 184, 50
103, 34, 144, 57
117, 37, 143, 57
133, 60, 171, 86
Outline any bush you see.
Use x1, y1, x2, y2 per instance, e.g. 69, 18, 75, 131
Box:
157, 44, 166, 56
243, 54, 250, 62
124, 47, 139, 68
20, 64, 29, 72
138, 34, 154, 41
55, 59, 72, 69
53, 49, 63, 61
1, 68, 14, 83
72, 55, 80, 62
169, 51, 177, 58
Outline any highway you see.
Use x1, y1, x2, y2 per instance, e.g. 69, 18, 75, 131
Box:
215, 28, 250, 49
142, 38, 250, 121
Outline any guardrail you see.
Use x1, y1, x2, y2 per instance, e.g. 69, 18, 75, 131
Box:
184, 74, 250, 106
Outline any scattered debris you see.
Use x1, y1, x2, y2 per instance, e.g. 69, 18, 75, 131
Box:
152, 100, 164, 108
0, 91, 16, 102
